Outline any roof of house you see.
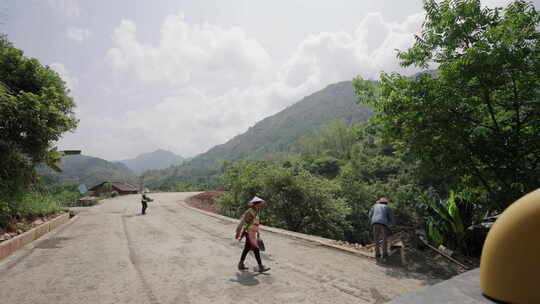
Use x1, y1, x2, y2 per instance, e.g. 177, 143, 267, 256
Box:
89, 181, 138, 192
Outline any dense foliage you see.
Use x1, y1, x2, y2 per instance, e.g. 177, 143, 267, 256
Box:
215, 0, 540, 255
355, 0, 540, 213
0, 36, 78, 229
350, 0, 540, 253
218, 160, 351, 240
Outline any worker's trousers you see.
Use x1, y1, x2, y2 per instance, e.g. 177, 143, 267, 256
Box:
372, 223, 389, 258
141, 201, 148, 214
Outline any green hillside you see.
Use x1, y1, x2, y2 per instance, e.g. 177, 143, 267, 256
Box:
143, 80, 373, 189
120, 149, 185, 175
39, 155, 138, 188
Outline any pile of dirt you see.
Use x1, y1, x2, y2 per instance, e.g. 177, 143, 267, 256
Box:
185, 191, 226, 214
331, 229, 480, 280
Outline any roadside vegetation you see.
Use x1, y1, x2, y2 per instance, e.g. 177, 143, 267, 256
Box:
216, 0, 540, 259
2, 0, 539, 263
0, 35, 78, 232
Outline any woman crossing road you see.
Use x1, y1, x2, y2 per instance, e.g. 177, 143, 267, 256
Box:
235, 196, 271, 273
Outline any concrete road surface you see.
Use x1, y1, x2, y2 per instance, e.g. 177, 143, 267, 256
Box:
0, 193, 438, 304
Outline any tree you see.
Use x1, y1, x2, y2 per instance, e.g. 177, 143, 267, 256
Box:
0, 36, 78, 199
355, 0, 540, 212
298, 119, 359, 161
218, 160, 351, 240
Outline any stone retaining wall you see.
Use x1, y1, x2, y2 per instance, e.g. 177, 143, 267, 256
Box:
0, 213, 71, 260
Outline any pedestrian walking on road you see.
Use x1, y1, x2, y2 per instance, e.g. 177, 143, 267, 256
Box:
141, 192, 153, 215
235, 196, 270, 273
368, 197, 394, 261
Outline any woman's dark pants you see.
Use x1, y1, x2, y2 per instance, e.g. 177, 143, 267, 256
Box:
240, 233, 262, 265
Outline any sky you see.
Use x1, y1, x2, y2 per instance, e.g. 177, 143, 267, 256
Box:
3, 0, 532, 161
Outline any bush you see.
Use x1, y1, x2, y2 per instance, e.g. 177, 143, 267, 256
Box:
48, 183, 83, 207
262, 166, 351, 239
14, 191, 65, 219
218, 160, 351, 240
309, 156, 341, 178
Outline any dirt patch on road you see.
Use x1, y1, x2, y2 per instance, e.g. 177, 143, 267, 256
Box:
185, 191, 226, 214
331, 231, 479, 280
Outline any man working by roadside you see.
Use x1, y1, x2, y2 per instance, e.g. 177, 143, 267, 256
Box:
368, 197, 394, 261
141, 191, 153, 215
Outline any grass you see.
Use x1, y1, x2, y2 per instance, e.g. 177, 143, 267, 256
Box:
15, 191, 66, 218
0, 189, 78, 231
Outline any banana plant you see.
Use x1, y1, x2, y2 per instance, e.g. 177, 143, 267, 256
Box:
45, 147, 81, 172
424, 190, 473, 251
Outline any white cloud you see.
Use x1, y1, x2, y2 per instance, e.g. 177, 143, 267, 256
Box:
49, 62, 78, 92
90, 11, 425, 159
66, 27, 92, 42
47, 0, 80, 17
280, 12, 424, 88
106, 14, 272, 90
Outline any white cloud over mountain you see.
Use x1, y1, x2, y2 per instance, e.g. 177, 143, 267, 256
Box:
75, 11, 426, 159
69, 10, 426, 159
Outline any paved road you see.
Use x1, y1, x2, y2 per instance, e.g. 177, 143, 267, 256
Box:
0, 193, 437, 304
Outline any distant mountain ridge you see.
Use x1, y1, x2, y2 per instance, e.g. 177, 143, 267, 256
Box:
143, 80, 374, 189
120, 149, 185, 175
200, 81, 371, 161
38, 155, 137, 188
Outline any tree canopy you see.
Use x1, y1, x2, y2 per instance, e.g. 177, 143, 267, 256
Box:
355, 0, 540, 212
0, 36, 78, 199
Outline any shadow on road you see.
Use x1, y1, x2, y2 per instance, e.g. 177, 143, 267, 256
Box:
122, 213, 144, 219
230, 271, 270, 286
375, 255, 442, 285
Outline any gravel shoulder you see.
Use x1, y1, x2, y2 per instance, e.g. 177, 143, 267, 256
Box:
0, 192, 440, 304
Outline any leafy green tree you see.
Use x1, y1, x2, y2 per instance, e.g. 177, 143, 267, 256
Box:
0, 36, 77, 221
310, 156, 341, 178
218, 160, 351, 239
103, 182, 113, 194
298, 119, 359, 161
218, 161, 268, 216
261, 165, 351, 239
338, 127, 423, 243
355, 0, 540, 212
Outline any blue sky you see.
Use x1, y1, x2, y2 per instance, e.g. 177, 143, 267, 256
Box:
4, 0, 532, 160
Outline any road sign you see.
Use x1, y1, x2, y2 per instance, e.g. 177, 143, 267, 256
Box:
78, 184, 88, 194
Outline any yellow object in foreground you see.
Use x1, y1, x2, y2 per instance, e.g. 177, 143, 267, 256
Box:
480, 188, 540, 303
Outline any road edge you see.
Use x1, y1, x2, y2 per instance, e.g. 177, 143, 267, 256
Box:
0, 212, 74, 261
179, 200, 374, 260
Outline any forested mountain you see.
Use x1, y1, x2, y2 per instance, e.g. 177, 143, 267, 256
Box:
143, 80, 373, 189
203, 81, 372, 160
120, 149, 185, 175
39, 155, 138, 188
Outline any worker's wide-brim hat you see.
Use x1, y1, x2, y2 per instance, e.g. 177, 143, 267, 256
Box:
376, 197, 391, 204
248, 196, 266, 206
